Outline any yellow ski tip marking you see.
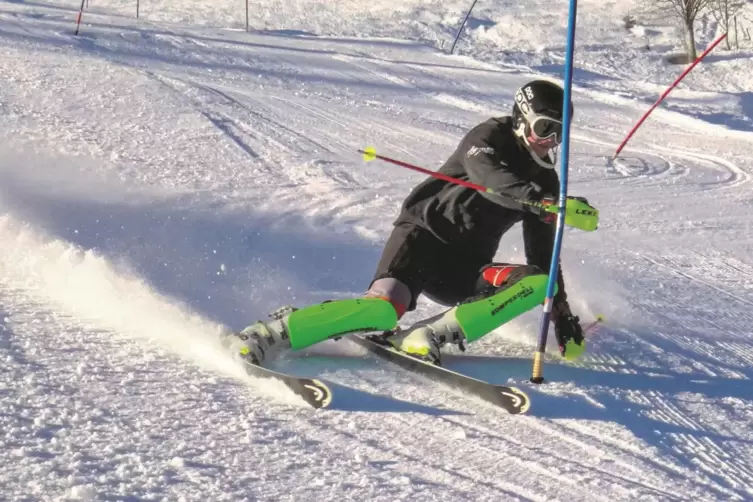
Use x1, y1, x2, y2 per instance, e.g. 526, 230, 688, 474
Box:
595, 314, 606, 322
361, 146, 377, 161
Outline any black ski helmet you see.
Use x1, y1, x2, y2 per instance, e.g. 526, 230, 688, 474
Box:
512, 79, 573, 126
512, 79, 574, 169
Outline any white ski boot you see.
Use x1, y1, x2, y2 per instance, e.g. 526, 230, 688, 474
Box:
223, 306, 294, 366
386, 308, 466, 365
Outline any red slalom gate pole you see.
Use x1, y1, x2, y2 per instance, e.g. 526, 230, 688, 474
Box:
74, 0, 86, 36
612, 32, 727, 161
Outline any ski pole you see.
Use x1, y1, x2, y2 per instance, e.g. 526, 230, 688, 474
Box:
359, 147, 598, 232
360, 147, 548, 209
582, 314, 605, 336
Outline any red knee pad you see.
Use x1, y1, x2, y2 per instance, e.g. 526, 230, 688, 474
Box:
482, 265, 516, 287
372, 296, 407, 319
482, 264, 543, 287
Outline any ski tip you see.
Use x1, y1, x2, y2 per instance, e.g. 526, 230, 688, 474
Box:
361, 146, 377, 162
238, 359, 333, 410
595, 313, 606, 322
496, 386, 531, 415
302, 379, 333, 409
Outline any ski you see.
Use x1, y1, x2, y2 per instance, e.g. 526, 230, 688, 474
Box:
351, 335, 530, 415
221, 323, 332, 409
240, 361, 332, 409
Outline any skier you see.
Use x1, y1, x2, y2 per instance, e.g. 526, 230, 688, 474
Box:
225, 79, 597, 366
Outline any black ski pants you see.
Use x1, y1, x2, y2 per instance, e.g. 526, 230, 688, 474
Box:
370, 223, 542, 311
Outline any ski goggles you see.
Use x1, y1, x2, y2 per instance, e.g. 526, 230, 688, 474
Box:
528, 115, 563, 145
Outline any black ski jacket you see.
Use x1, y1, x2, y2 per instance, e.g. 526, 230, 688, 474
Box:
393, 116, 567, 300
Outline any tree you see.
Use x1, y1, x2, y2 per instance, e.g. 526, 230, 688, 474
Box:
709, 0, 745, 49
656, 0, 713, 59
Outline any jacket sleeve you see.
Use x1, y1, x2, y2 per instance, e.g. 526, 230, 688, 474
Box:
522, 214, 567, 305
461, 137, 544, 214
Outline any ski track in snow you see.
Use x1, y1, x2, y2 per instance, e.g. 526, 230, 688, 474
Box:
1, 1, 753, 500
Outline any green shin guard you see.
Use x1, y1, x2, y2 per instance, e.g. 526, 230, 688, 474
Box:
286, 298, 399, 350
455, 274, 553, 343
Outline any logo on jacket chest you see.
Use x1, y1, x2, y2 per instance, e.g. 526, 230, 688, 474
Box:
466, 146, 496, 158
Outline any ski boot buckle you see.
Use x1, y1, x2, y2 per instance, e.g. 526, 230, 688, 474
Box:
269, 305, 297, 320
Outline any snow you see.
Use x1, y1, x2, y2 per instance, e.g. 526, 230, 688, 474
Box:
1, 0, 753, 500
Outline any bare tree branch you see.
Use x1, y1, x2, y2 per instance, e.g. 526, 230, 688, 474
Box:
654, 0, 714, 59
708, 0, 745, 49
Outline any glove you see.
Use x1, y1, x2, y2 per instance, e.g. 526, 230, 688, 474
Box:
539, 195, 557, 224
564, 196, 598, 231
538, 196, 599, 232
552, 301, 585, 360
568, 195, 589, 205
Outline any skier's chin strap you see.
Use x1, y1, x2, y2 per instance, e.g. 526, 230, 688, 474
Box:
513, 121, 557, 169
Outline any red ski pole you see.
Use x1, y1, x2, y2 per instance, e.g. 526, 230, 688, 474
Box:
359, 147, 599, 232
360, 147, 491, 193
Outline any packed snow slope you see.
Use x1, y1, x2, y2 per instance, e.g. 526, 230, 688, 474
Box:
1, 1, 753, 501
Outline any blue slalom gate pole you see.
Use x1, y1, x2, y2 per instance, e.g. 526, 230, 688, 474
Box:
530, 0, 579, 384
